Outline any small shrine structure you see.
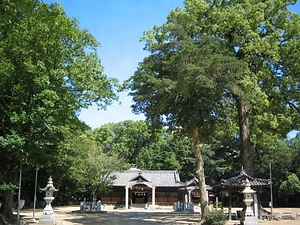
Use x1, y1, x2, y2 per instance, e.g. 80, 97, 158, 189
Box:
40, 176, 58, 224
184, 177, 214, 204
213, 169, 271, 220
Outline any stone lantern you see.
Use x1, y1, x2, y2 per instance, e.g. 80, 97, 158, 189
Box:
242, 178, 258, 225
40, 176, 58, 224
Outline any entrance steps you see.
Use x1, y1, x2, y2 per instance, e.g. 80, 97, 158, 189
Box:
130, 203, 148, 209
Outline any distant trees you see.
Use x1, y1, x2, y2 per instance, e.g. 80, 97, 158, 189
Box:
93, 120, 195, 178
279, 173, 300, 206
68, 130, 128, 201
94, 120, 153, 164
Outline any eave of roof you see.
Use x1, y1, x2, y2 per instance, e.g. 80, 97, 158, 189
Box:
213, 169, 271, 188
185, 177, 213, 190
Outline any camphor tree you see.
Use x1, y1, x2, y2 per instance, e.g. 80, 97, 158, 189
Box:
128, 0, 299, 219
0, 0, 118, 219
181, 0, 300, 176
128, 17, 246, 221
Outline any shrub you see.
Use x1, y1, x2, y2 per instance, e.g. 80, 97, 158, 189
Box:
203, 209, 227, 225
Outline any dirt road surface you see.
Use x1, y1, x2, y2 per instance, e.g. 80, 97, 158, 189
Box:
19, 206, 300, 225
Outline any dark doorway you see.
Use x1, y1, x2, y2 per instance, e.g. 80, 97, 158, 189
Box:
132, 192, 148, 203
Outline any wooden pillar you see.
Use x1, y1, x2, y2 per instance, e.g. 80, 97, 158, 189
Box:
228, 189, 232, 220
152, 186, 155, 209
221, 189, 224, 209
125, 185, 129, 209
257, 188, 262, 220
188, 190, 192, 203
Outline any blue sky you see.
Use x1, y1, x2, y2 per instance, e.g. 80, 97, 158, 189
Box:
43, 0, 184, 129
43, 0, 299, 131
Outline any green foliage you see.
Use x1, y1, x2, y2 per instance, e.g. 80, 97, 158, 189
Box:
279, 173, 300, 197
288, 134, 300, 172
128, 1, 251, 216
94, 120, 153, 164
136, 133, 193, 172
128, 0, 299, 175
94, 121, 196, 180
203, 209, 227, 225
129, 33, 244, 132
202, 143, 239, 185
0, 0, 118, 214
0, 0, 118, 170
82, 139, 128, 198
128, 0, 299, 212
0, 182, 17, 196
53, 129, 128, 201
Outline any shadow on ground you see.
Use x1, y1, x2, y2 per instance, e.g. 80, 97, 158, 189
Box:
62, 211, 201, 225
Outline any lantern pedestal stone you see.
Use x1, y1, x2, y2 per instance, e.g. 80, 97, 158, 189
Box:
40, 176, 58, 224
242, 178, 258, 225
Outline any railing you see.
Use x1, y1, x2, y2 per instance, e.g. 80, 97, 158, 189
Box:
173, 202, 194, 212
80, 200, 102, 212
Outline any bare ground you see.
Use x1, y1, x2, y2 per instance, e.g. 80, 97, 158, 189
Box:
18, 206, 300, 225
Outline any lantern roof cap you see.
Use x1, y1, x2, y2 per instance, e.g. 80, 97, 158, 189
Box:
242, 178, 256, 194
41, 176, 58, 192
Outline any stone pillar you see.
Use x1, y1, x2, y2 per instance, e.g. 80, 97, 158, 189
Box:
152, 186, 155, 209
125, 185, 129, 209
254, 194, 258, 218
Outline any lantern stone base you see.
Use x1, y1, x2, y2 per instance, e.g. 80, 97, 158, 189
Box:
39, 214, 56, 224
244, 216, 258, 225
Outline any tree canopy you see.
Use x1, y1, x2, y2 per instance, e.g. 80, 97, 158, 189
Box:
128, 0, 299, 177
0, 0, 118, 218
127, 0, 299, 216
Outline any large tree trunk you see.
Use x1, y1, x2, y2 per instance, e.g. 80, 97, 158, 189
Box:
0, 169, 18, 221
192, 127, 208, 220
237, 98, 254, 176
0, 192, 14, 220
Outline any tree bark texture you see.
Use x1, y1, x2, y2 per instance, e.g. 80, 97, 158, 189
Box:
0, 191, 14, 220
192, 127, 208, 220
237, 98, 254, 176
0, 169, 18, 220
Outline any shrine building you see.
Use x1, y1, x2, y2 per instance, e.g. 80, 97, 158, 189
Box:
101, 168, 212, 209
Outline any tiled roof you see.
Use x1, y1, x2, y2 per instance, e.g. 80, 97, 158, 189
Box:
112, 168, 184, 187
186, 177, 213, 190
214, 169, 271, 188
